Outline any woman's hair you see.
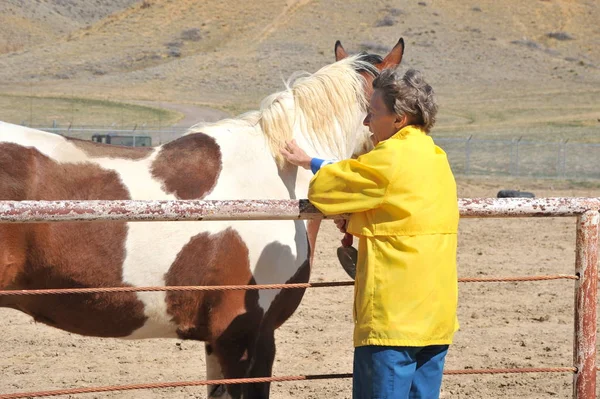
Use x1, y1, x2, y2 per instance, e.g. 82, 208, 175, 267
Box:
372, 68, 438, 133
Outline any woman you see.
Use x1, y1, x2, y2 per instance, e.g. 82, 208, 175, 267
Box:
281, 68, 459, 399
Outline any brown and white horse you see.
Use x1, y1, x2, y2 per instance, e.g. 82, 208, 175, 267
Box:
0, 39, 403, 398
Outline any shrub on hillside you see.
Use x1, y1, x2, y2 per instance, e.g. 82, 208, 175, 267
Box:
181, 28, 202, 42
375, 16, 396, 27
547, 32, 574, 41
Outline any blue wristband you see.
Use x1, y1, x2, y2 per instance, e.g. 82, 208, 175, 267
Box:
310, 158, 336, 174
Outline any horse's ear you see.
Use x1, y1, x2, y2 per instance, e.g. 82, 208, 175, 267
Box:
335, 40, 349, 61
378, 38, 404, 70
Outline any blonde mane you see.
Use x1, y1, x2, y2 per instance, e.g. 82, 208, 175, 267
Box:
261, 55, 377, 163
190, 55, 377, 164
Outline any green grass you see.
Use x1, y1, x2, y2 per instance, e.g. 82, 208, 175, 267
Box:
217, 102, 255, 118
0, 94, 182, 128
564, 179, 600, 189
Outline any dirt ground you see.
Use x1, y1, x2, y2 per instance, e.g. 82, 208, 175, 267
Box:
1, 177, 599, 399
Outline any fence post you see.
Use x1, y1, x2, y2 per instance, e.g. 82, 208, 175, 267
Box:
573, 210, 599, 399
465, 135, 472, 175
561, 140, 568, 179
556, 141, 563, 179
515, 136, 522, 177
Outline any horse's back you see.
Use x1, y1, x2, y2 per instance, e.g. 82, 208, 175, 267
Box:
0, 122, 309, 340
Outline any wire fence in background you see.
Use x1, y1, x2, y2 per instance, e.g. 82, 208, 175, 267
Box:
435, 137, 599, 180
22, 126, 600, 180
32, 125, 189, 147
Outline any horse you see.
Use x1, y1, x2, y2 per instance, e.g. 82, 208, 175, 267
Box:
0, 38, 404, 399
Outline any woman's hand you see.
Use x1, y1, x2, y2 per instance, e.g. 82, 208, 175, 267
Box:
280, 139, 312, 170
334, 218, 347, 233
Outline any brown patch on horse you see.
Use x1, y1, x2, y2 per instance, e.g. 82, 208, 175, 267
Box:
0, 143, 34, 200
165, 228, 261, 398
164, 228, 260, 341
66, 137, 153, 160
0, 144, 35, 297
151, 133, 222, 199
0, 143, 147, 336
0, 225, 27, 291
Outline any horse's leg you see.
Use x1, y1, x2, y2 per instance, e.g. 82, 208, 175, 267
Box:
210, 327, 257, 399
240, 258, 311, 398
205, 343, 228, 398
243, 323, 276, 399
207, 290, 261, 399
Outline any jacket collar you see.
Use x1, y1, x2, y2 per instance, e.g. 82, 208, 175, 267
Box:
391, 125, 427, 140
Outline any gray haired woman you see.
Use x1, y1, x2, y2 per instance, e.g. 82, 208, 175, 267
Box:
282, 68, 459, 399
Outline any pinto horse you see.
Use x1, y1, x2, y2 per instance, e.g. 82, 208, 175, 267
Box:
0, 39, 403, 399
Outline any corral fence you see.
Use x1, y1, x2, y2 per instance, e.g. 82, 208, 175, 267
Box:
0, 197, 598, 398
436, 137, 600, 180
21, 126, 600, 180
31, 125, 189, 147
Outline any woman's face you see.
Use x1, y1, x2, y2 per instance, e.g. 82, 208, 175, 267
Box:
363, 89, 401, 146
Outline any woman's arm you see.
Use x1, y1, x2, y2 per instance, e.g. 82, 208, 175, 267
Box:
280, 140, 337, 174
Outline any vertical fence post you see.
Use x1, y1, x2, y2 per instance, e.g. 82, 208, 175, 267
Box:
515, 136, 522, 177
465, 135, 472, 176
133, 124, 138, 147
510, 138, 517, 176
562, 140, 569, 179
556, 141, 563, 179
573, 210, 599, 399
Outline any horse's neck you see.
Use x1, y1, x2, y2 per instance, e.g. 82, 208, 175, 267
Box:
290, 100, 367, 163
292, 167, 314, 199
292, 131, 340, 162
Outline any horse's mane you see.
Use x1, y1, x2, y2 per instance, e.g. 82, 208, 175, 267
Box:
190, 55, 378, 164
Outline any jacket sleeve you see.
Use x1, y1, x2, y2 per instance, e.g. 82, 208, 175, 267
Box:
308, 145, 393, 216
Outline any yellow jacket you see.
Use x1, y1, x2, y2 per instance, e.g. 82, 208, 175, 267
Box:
308, 125, 459, 347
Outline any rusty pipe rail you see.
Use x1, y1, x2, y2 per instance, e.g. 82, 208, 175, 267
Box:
0, 197, 598, 223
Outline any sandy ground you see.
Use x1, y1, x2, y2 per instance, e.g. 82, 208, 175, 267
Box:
1, 178, 599, 399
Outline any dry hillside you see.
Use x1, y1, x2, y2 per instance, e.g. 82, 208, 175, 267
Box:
0, 0, 598, 139
0, 0, 139, 53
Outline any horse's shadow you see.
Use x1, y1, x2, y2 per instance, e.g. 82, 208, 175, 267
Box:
215, 229, 309, 398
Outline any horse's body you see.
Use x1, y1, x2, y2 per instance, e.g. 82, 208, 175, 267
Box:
0, 41, 403, 398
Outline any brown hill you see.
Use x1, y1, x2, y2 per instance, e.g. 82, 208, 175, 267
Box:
0, 0, 139, 53
0, 0, 598, 139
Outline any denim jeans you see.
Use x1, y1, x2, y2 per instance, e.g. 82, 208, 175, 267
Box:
353, 345, 449, 399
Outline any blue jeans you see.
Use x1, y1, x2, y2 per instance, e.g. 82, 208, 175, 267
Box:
353, 345, 449, 399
